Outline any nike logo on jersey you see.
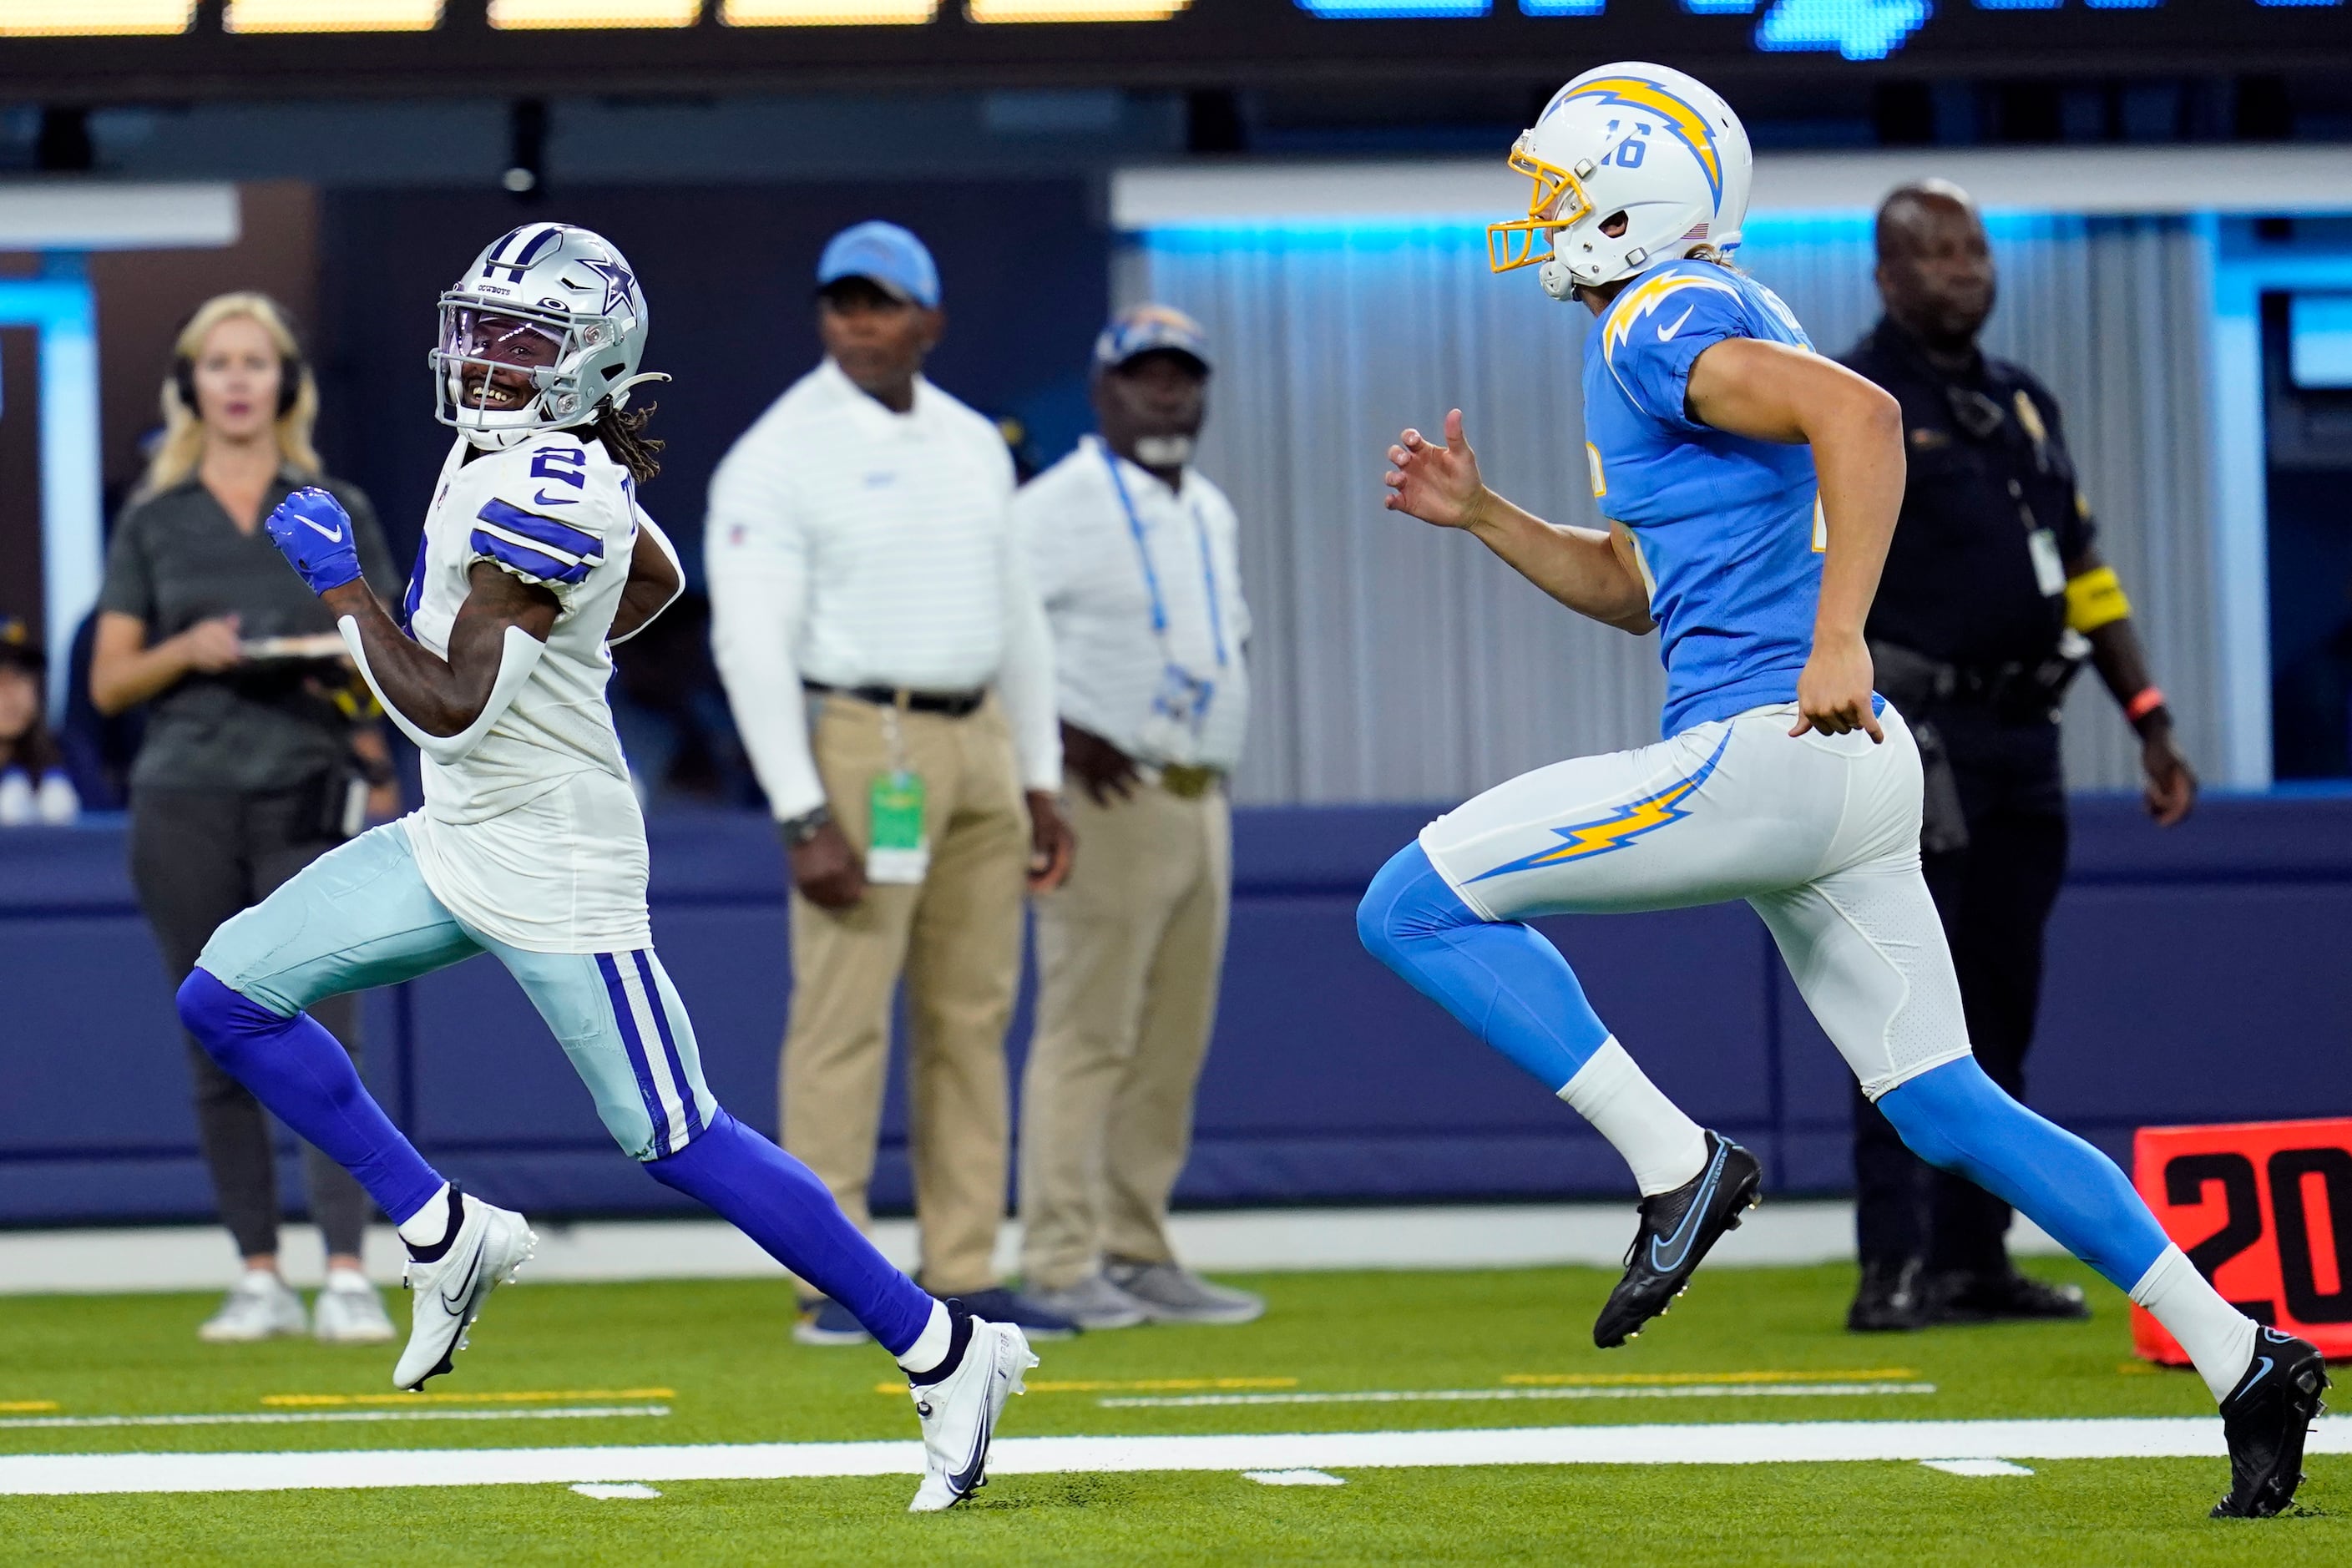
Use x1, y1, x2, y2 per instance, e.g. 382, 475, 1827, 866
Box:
534, 489, 579, 507
302, 518, 345, 543
1657, 305, 1697, 342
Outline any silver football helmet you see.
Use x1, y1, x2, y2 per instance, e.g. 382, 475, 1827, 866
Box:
432, 222, 661, 447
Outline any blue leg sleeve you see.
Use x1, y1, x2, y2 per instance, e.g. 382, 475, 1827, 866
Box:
1877, 1056, 2168, 1291
175, 967, 446, 1227
645, 1108, 933, 1357
1355, 841, 1612, 1093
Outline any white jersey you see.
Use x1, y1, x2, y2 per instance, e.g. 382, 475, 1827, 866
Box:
398, 431, 650, 954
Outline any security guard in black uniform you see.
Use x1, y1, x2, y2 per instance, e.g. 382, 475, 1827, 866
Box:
1839, 180, 2198, 1332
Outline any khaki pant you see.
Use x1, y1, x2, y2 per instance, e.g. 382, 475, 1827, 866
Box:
781, 694, 1029, 1297
1019, 777, 1232, 1290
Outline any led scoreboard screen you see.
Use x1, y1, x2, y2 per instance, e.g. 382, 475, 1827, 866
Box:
0, 1, 2344, 99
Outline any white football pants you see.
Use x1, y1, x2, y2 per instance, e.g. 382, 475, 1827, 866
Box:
1418, 702, 1973, 1100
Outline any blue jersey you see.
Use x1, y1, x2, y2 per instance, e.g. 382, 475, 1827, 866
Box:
1581, 258, 1823, 737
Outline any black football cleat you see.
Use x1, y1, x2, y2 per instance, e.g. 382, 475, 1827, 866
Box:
1592, 1131, 1763, 1349
2212, 1327, 2329, 1519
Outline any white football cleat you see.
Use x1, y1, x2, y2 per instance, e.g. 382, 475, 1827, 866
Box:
392, 1186, 537, 1390
907, 1302, 1038, 1513
198, 1270, 308, 1343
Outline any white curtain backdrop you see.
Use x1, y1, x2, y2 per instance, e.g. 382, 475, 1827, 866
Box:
1123, 213, 2220, 807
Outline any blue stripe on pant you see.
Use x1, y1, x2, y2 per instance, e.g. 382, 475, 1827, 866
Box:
196, 823, 716, 1163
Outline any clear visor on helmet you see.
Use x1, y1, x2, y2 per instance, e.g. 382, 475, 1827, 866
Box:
436, 301, 572, 418
1486, 135, 1596, 275
443, 306, 564, 368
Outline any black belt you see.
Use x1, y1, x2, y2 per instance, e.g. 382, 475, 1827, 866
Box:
803, 680, 986, 720
1869, 640, 2081, 726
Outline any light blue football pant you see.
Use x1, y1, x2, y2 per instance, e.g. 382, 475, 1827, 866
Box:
198, 821, 715, 1162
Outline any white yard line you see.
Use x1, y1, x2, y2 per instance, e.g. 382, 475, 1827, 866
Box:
2, 1418, 2341, 1496
0, 1407, 668, 1431
1099, 1382, 1935, 1409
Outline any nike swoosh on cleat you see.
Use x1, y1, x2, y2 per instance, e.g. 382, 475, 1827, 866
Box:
2240, 1355, 2274, 1399
945, 1344, 1006, 1496
1648, 1144, 1727, 1276
301, 518, 345, 542
1656, 305, 1697, 342
438, 1246, 485, 1316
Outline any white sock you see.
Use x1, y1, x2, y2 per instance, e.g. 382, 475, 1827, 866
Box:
325, 1266, 372, 1292
395, 1182, 454, 1250
2131, 1244, 2259, 1403
1559, 1038, 1709, 1196
895, 1300, 953, 1377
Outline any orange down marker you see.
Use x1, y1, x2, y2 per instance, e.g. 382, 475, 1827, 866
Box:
2132, 1117, 2352, 1364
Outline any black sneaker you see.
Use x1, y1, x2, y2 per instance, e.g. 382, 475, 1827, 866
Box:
943, 1287, 1080, 1342
1923, 1268, 2089, 1324
792, 1296, 873, 1347
1847, 1258, 1927, 1333
1592, 1131, 1762, 1349
2213, 1327, 2329, 1519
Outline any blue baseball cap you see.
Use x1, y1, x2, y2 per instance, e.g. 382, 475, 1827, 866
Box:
817, 221, 940, 310
1093, 303, 1211, 375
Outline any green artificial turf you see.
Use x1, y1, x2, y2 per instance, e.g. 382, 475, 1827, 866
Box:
0, 1258, 2339, 1564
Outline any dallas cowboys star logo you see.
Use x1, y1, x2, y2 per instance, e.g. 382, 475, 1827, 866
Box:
581, 256, 638, 317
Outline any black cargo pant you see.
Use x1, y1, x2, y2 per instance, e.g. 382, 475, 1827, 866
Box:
1852, 709, 2070, 1279
129, 782, 370, 1262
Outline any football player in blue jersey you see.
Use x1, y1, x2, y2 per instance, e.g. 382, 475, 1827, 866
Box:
1361, 63, 2324, 1518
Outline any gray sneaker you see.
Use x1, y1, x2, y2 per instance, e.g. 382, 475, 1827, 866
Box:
1105, 1258, 1265, 1325
198, 1270, 309, 1342
1024, 1272, 1150, 1330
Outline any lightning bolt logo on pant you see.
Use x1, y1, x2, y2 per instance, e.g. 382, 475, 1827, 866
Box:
1469, 732, 1730, 883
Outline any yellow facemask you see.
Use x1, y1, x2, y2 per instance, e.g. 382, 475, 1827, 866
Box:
1486, 137, 1594, 276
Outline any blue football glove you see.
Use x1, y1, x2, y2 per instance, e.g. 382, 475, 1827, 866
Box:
262, 487, 362, 595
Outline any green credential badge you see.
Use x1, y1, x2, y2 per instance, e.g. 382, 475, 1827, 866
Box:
866, 770, 929, 884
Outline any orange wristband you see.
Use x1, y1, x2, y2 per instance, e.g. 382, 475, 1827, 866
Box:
2126, 686, 2167, 723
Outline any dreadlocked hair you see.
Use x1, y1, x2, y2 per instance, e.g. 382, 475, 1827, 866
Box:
590, 398, 664, 486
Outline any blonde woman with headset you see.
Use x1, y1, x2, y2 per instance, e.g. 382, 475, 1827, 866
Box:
91, 292, 402, 1344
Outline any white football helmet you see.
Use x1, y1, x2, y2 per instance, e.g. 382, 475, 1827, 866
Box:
1488, 63, 1753, 301
432, 222, 662, 448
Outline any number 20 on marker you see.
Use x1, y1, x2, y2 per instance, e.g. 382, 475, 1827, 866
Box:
2132, 1117, 2352, 1364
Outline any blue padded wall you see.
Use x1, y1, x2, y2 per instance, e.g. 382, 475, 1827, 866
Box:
3, 793, 2348, 1227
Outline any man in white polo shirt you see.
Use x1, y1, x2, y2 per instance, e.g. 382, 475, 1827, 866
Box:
706, 221, 1075, 1345
1013, 306, 1262, 1328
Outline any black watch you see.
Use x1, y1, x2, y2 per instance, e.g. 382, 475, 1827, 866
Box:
779, 803, 832, 847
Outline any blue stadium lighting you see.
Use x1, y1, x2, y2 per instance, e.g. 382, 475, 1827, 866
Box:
1680, 0, 1759, 13
1291, 0, 1489, 13
1754, 0, 1932, 57
0, 264, 101, 714
1970, 0, 2060, 9
1519, 0, 1604, 13
2253, 0, 2344, 8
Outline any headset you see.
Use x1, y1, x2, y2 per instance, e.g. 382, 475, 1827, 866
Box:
170, 304, 307, 420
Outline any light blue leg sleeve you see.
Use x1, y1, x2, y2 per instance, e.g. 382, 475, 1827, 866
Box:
1356, 841, 1612, 1092
1877, 1056, 2170, 1291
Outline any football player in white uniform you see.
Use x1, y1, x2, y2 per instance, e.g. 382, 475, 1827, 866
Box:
175, 223, 1031, 1512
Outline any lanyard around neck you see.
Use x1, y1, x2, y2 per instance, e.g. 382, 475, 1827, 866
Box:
1100, 442, 1227, 669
